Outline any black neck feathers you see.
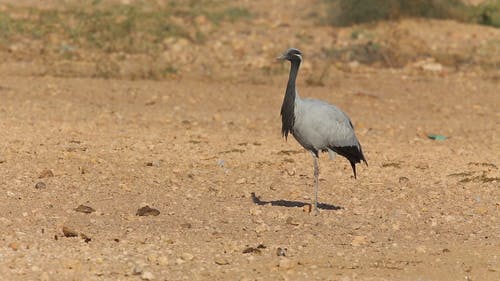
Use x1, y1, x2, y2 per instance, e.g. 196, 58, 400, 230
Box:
281, 58, 300, 139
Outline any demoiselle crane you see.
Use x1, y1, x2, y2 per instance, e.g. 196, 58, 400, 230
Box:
277, 48, 367, 214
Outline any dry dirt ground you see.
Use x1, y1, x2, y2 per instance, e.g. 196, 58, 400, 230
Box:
0, 70, 499, 281
1, 1, 500, 281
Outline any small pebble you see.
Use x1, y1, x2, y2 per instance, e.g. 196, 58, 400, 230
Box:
35, 182, 46, 189
158, 256, 169, 265
243, 247, 261, 254
31, 265, 40, 272
132, 265, 143, 275
416, 245, 427, 253
136, 205, 160, 216
255, 223, 270, 233
0, 217, 12, 226
351, 235, 367, 247
145, 161, 160, 167
38, 169, 54, 179
74, 204, 95, 214
399, 177, 410, 184
8, 242, 19, 251
302, 204, 312, 213
141, 271, 155, 280
236, 178, 247, 184
276, 247, 287, 256
62, 226, 79, 238
249, 208, 262, 216
286, 217, 300, 226
214, 257, 230, 265
80, 233, 91, 243
180, 223, 192, 229
181, 253, 194, 261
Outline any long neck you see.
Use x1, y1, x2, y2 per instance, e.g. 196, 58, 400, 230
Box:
285, 60, 300, 97
281, 60, 300, 139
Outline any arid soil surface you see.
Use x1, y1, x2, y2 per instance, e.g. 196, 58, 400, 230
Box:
0, 1, 499, 281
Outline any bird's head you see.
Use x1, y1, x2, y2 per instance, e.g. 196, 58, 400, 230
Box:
277, 48, 302, 63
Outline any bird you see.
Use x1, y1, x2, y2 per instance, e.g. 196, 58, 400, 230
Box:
277, 48, 367, 214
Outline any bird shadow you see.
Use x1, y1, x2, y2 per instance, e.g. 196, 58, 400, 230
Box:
250, 192, 342, 211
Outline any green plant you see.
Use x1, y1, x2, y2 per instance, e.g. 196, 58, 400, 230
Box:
325, 0, 472, 26
476, 0, 500, 27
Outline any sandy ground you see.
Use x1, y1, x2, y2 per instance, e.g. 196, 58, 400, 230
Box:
0, 68, 498, 280
0, 1, 499, 280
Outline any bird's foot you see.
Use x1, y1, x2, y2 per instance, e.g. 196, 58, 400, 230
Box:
312, 207, 320, 216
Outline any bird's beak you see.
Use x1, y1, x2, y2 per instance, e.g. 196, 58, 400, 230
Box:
276, 54, 287, 61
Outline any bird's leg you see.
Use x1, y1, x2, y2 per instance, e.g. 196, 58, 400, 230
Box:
312, 154, 320, 215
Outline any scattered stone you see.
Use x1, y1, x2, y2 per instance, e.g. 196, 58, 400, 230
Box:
74, 204, 95, 214
416, 245, 427, 253
475, 206, 488, 215
80, 233, 91, 243
181, 253, 194, 261
212, 113, 222, 122
421, 62, 443, 72
242, 247, 261, 254
35, 182, 47, 189
302, 204, 312, 213
145, 161, 160, 167
236, 178, 247, 184
255, 223, 270, 233
38, 169, 54, 179
8, 242, 19, 251
0, 217, 12, 226
276, 247, 287, 257
62, 226, 79, 238
243, 244, 266, 254
249, 208, 262, 216
180, 223, 192, 229
141, 271, 155, 280
214, 257, 230, 265
31, 265, 40, 272
216, 159, 225, 168
79, 166, 87, 174
132, 265, 143, 275
382, 162, 401, 168
351, 235, 368, 247
158, 256, 169, 266
136, 205, 160, 216
399, 177, 410, 184
286, 217, 300, 226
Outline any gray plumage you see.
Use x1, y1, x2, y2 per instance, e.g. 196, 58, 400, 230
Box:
277, 48, 367, 213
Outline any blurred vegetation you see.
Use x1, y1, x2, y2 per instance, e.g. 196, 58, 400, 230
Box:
0, 1, 251, 79
325, 0, 500, 27
0, 1, 251, 54
478, 0, 500, 27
